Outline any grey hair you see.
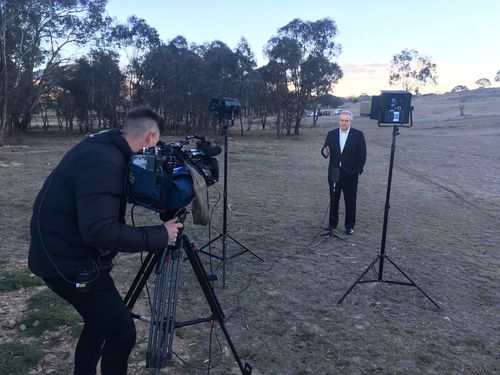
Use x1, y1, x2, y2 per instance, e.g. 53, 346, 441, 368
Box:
340, 110, 353, 120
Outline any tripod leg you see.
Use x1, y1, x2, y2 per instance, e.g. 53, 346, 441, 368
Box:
338, 255, 380, 304
124, 251, 159, 310
385, 256, 440, 308
183, 235, 252, 375
147, 247, 182, 369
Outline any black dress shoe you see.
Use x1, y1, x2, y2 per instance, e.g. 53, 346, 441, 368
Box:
345, 228, 354, 235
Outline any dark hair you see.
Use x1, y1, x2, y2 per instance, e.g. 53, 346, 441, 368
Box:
124, 107, 165, 134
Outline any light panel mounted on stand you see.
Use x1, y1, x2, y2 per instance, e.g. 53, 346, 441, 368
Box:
370, 90, 413, 127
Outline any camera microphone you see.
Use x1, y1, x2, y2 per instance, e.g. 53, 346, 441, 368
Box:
197, 142, 222, 157
331, 167, 340, 183
186, 134, 206, 141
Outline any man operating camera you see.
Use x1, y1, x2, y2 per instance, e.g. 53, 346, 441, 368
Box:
28, 107, 183, 375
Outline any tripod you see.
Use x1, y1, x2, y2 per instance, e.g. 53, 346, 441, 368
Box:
199, 114, 263, 288
338, 124, 439, 308
124, 218, 252, 374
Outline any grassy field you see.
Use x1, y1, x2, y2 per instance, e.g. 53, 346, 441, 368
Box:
1, 88, 499, 374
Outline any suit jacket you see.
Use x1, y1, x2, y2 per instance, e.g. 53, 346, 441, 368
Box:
322, 127, 367, 183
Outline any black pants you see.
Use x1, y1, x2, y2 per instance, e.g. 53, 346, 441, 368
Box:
44, 269, 136, 375
329, 170, 359, 230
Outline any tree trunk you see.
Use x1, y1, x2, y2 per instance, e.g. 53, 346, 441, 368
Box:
1, 8, 8, 146
275, 110, 281, 138
246, 111, 253, 131
293, 109, 301, 135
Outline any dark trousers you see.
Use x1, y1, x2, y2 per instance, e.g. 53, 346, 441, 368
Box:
329, 169, 359, 230
44, 269, 136, 375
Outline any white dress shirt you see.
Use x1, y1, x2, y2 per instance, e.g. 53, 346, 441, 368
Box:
339, 127, 350, 154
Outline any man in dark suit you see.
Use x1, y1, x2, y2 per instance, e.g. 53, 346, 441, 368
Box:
321, 110, 366, 235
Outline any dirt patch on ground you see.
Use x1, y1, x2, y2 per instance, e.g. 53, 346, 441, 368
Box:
1, 90, 500, 374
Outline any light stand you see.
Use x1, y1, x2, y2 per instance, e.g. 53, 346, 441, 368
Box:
199, 98, 264, 288
338, 92, 439, 308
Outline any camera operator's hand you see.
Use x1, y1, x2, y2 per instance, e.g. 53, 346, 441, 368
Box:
163, 218, 183, 245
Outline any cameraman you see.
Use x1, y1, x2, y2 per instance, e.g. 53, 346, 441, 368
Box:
28, 107, 183, 375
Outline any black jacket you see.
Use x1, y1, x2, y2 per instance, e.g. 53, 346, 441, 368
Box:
322, 127, 367, 182
29, 129, 168, 278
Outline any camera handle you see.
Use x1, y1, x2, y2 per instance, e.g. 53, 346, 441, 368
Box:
155, 208, 187, 275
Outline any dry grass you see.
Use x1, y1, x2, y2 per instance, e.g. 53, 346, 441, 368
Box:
1, 88, 500, 374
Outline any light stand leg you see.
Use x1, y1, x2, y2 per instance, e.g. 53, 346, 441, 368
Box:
337, 255, 381, 304
385, 255, 440, 308
338, 125, 439, 308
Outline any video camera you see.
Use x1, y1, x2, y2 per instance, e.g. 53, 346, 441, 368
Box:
127, 134, 220, 214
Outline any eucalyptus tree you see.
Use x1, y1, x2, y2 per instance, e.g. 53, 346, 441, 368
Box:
389, 49, 438, 94
248, 68, 271, 130
302, 54, 342, 127
258, 60, 290, 137
47, 49, 123, 134
109, 16, 161, 108
475, 77, 491, 89
201, 40, 240, 98
137, 36, 208, 134
0, 0, 109, 144
264, 35, 302, 136
86, 50, 124, 128
451, 85, 468, 93
234, 37, 257, 135
264, 17, 343, 135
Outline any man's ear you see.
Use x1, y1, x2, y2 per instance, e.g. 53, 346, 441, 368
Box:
145, 131, 155, 147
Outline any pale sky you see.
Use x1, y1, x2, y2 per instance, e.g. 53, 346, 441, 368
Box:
105, 0, 500, 97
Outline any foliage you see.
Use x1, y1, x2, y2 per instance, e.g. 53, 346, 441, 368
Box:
20, 288, 82, 337
451, 85, 468, 93
315, 94, 344, 109
263, 17, 343, 135
389, 49, 438, 94
0, 0, 110, 143
0, 342, 42, 375
475, 78, 491, 88
1, 9, 346, 140
495, 70, 500, 82
0, 268, 44, 292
